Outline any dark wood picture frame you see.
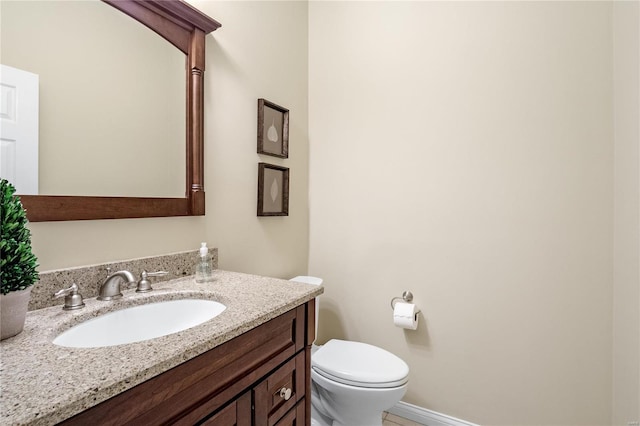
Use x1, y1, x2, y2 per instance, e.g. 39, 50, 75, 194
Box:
257, 163, 289, 216
257, 99, 289, 159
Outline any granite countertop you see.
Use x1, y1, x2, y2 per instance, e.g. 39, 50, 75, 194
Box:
0, 270, 323, 426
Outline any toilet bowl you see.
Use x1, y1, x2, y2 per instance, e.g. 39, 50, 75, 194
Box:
290, 277, 409, 426
311, 339, 409, 426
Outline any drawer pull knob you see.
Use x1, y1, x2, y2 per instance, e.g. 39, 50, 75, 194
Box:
279, 387, 292, 401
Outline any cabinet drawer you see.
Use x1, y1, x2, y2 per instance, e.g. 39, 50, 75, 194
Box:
274, 400, 306, 426
253, 352, 306, 426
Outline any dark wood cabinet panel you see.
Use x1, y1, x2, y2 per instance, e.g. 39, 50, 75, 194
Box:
198, 392, 251, 426
274, 401, 306, 426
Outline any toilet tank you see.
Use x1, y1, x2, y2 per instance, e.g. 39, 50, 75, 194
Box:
289, 276, 323, 343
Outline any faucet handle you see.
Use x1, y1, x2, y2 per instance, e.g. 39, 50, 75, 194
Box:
136, 270, 168, 293
53, 283, 85, 311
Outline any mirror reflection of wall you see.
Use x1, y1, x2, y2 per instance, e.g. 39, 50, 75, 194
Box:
0, 0, 186, 198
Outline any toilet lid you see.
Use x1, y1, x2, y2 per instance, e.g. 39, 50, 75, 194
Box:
312, 339, 409, 388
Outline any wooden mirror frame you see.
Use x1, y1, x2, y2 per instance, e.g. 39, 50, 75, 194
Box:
20, 0, 220, 222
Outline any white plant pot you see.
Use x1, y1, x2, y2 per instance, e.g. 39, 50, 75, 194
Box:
0, 287, 32, 340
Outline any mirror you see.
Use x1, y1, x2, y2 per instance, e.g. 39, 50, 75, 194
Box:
2, 0, 186, 198
1, 0, 220, 221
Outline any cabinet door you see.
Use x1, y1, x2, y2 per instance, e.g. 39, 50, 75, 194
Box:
198, 392, 251, 426
253, 352, 306, 426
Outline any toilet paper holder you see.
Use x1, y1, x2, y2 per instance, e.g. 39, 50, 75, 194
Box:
390, 291, 421, 314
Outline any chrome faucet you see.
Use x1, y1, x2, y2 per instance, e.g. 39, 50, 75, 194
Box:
97, 270, 136, 301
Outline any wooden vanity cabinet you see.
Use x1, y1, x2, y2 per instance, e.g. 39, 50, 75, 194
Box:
60, 300, 314, 426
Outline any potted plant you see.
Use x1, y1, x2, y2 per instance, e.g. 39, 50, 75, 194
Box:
1, 178, 39, 340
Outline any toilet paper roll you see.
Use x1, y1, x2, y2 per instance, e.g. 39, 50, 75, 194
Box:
393, 302, 419, 330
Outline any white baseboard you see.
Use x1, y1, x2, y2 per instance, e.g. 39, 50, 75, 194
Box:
387, 401, 479, 426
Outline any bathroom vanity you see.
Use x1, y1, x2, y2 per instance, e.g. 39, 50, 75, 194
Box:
62, 303, 312, 425
0, 271, 322, 425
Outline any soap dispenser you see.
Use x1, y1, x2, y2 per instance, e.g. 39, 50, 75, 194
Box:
195, 242, 214, 283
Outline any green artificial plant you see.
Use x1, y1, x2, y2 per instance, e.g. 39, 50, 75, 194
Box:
0, 179, 39, 295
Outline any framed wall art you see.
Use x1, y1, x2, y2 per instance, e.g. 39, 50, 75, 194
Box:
257, 98, 289, 158
257, 163, 289, 216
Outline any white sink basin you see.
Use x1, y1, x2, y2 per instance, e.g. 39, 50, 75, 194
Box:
53, 299, 226, 348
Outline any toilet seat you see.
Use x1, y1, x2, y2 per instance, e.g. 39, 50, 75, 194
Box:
312, 339, 409, 389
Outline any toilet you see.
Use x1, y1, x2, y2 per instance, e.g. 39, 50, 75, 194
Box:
290, 276, 409, 426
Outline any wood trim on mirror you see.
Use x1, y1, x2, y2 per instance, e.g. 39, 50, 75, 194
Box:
20, 0, 220, 222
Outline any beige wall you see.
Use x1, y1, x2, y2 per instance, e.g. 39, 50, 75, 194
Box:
613, 1, 640, 425
309, 2, 614, 425
193, 0, 310, 278
28, 1, 309, 280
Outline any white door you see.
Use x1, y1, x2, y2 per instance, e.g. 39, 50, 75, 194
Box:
0, 64, 39, 194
